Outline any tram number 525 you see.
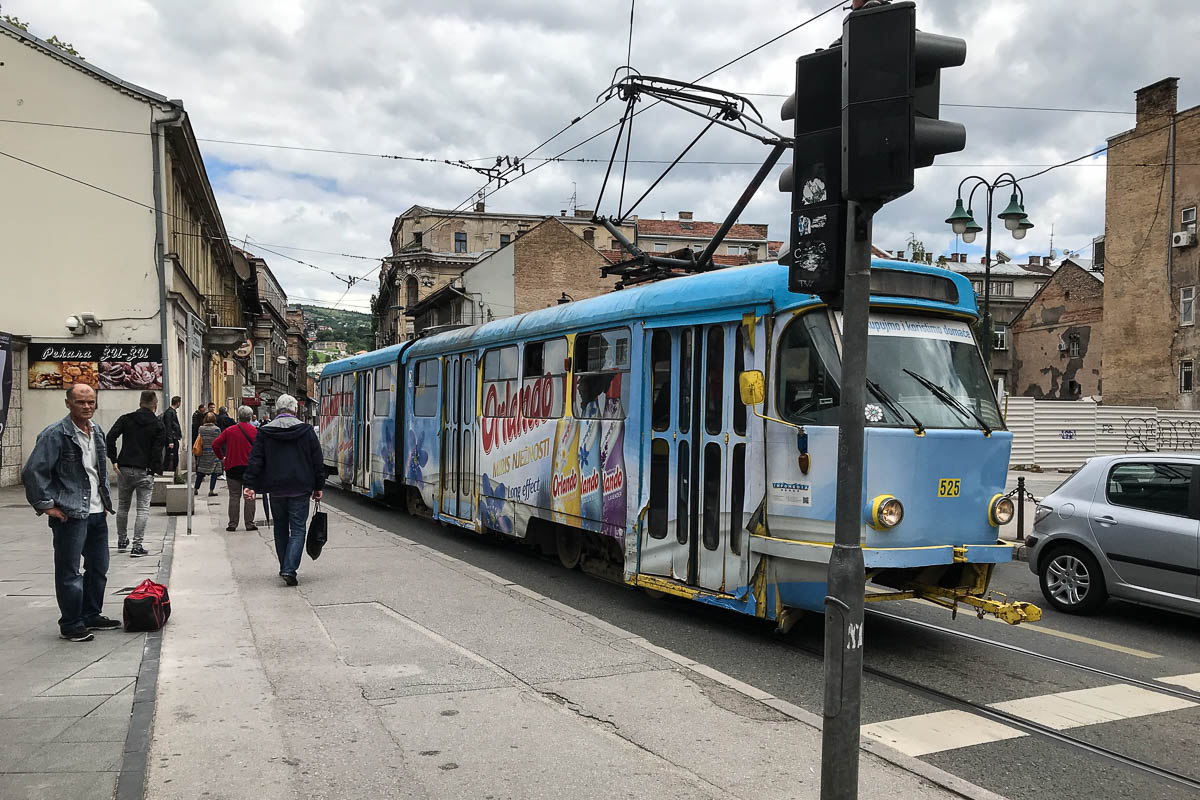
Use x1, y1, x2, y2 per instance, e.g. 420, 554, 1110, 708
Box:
937, 478, 961, 498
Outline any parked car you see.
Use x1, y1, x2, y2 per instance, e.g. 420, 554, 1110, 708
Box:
1027, 454, 1200, 617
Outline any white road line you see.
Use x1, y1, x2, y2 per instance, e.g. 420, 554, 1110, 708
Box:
861, 710, 1025, 757
990, 683, 1196, 730
864, 681, 1197, 757
1159, 673, 1200, 692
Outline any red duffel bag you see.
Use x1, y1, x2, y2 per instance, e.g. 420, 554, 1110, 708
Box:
123, 579, 171, 632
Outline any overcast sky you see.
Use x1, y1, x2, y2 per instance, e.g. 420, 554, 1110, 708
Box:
6, 0, 1200, 312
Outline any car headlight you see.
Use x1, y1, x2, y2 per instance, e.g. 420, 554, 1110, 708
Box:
989, 494, 1015, 526
871, 495, 904, 530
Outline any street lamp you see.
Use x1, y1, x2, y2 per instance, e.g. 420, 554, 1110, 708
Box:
944, 173, 1034, 371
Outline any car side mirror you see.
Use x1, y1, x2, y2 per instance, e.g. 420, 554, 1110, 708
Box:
739, 370, 765, 406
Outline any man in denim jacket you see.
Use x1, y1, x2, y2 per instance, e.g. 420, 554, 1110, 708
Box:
22, 384, 121, 641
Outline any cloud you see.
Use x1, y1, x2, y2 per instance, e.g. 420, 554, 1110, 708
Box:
7, 0, 1198, 312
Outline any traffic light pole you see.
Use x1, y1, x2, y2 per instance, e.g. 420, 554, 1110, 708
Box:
821, 199, 875, 800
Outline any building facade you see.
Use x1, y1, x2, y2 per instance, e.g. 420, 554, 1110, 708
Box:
635, 212, 770, 263
1009, 258, 1105, 400
286, 307, 310, 420
247, 258, 291, 419
1102, 77, 1200, 407
0, 20, 246, 477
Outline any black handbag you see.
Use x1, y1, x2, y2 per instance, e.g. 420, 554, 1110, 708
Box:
306, 502, 328, 560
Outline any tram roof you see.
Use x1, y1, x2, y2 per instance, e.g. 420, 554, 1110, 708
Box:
319, 259, 975, 376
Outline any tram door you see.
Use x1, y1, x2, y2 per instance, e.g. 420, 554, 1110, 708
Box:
642, 323, 747, 592
440, 354, 475, 520
353, 370, 372, 491
457, 355, 476, 518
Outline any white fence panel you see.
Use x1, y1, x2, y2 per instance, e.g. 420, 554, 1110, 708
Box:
1095, 405, 1157, 456
1004, 396, 1036, 466
1032, 400, 1097, 470
1155, 410, 1200, 453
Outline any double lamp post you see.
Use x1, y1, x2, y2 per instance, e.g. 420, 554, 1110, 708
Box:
944, 173, 1035, 370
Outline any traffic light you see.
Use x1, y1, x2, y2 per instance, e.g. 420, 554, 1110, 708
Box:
841, 0, 966, 203
780, 46, 846, 301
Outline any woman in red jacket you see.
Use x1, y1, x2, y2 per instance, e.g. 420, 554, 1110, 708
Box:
211, 406, 259, 532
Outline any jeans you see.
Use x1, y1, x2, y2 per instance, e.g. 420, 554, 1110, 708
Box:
269, 495, 308, 576
116, 466, 154, 546
225, 475, 256, 528
193, 471, 219, 493
51, 513, 110, 634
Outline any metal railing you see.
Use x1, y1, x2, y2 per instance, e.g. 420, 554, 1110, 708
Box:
204, 294, 244, 328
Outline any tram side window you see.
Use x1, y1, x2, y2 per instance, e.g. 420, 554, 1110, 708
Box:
704, 327, 724, 435
574, 328, 630, 420
520, 338, 567, 419
733, 327, 747, 435
650, 330, 671, 432
678, 329, 693, 434
777, 314, 842, 426
413, 360, 439, 417
374, 366, 392, 417
483, 346, 519, 418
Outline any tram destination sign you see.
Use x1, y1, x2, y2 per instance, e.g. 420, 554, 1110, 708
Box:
28, 342, 163, 391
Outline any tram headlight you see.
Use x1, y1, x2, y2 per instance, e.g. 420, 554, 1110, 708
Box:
989, 494, 1015, 527
870, 495, 904, 530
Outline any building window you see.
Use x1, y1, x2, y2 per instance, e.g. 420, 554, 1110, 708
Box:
1183, 206, 1197, 233
1183, 287, 1196, 326
992, 281, 1014, 297
727, 245, 742, 256
992, 322, 1008, 351
653, 242, 668, 253
1181, 360, 1194, 394
254, 345, 266, 374
610, 238, 620, 250
583, 228, 595, 245
454, 232, 467, 253
499, 234, 510, 248
1068, 338, 1080, 358
1093, 237, 1105, 269
970, 280, 984, 294
413, 230, 422, 247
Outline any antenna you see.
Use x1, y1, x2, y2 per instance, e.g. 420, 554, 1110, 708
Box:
1048, 223, 1056, 261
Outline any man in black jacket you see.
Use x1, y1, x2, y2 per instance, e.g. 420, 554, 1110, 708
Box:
106, 391, 165, 556
242, 394, 324, 586
215, 406, 235, 430
160, 395, 183, 475
190, 403, 207, 444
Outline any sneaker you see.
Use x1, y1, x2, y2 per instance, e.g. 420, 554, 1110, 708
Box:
117, 538, 129, 552
130, 545, 149, 557
245, 523, 258, 531
282, 573, 298, 586
208, 492, 218, 497
60, 628, 94, 642
226, 523, 238, 532
85, 616, 122, 631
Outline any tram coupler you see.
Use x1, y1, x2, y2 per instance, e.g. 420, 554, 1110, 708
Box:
907, 583, 1043, 625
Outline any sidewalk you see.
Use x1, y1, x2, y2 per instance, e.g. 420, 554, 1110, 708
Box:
0, 484, 172, 800
145, 492, 1008, 800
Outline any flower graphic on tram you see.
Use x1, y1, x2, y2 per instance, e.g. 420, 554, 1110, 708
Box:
406, 429, 429, 485
479, 474, 514, 535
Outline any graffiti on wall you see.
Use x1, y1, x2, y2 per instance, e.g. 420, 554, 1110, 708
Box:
1122, 417, 1200, 453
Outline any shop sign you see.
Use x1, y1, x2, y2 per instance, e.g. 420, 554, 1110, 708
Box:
27, 342, 163, 390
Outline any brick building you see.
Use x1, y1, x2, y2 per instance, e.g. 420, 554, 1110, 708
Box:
1103, 77, 1200, 407
1009, 258, 1105, 399
635, 212, 770, 264
405, 217, 617, 337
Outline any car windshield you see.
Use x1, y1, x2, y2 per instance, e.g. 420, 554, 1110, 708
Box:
776, 311, 1004, 430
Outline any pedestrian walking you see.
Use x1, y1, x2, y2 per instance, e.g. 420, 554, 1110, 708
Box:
242, 394, 325, 586
20, 384, 121, 642
212, 406, 259, 532
215, 406, 235, 430
193, 413, 223, 496
105, 390, 164, 557
190, 403, 207, 443
161, 395, 183, 475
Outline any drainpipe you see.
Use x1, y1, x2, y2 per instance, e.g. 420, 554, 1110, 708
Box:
1167, 113, 1177, 287
152, 102, 185, 403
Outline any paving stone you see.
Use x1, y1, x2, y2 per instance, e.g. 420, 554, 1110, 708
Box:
0, 695, 106, 719
55, 713, 131, 743
0, 716, 76, 743
0, 772, 118, 800
40, 676, 135, 697
11, 739, 124, 772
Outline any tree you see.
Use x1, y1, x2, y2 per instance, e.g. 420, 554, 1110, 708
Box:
2, 15, 84, 58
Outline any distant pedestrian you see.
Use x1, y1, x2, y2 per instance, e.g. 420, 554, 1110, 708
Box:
193, 413, 222, 496
21, 384, 121, 642
242, 394, 325, 586
161, 395, 183, 475
212, 406, 259, 532
106, 390, 165, 557
190, 403, 207, 443
215, 406, 235, 430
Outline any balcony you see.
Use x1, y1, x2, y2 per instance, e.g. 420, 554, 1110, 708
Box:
203, 294, 248, 352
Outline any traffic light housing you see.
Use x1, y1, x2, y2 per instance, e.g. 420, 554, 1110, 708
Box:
780, 47, 847, 300
841, 0, 966, 203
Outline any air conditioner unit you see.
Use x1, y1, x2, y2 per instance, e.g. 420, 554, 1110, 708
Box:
206, 312, 220, 327
1172, 230, 1197, 248
1057, 341, 1068, 351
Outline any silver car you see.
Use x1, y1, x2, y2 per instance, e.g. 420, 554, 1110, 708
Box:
1027, 454, 1200, 616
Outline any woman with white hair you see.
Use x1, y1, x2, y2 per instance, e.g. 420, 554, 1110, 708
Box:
241, 394, 325, 586
211, 405, 260, 532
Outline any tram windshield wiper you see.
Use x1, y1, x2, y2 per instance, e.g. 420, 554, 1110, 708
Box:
866, 379, 924, 434
901, 368, 992, 435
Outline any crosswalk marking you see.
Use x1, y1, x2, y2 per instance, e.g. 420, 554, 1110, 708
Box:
1159, 673, 1200, 692
864, 679, 1198, 757
861, 710, 1025, 757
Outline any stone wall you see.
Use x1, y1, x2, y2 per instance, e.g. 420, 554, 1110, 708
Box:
1010, 263, 1104, 399
512, 218, 618, 315
2, 341, 25, 487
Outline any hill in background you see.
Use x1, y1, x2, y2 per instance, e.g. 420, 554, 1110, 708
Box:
298, 305, 374, 361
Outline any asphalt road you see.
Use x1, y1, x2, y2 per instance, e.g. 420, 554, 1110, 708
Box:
324, 487, 1200, 800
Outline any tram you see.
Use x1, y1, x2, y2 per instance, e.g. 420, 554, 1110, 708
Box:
317, 258, 1040, 626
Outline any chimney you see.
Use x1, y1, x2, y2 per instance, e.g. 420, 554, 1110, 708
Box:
678, 211, 693, 220
575, 208, 593, 218
1028, 255, 1041, 266
1135, 77, 1178, 127
560, 210, 567, 216
981, 257, 988, 265
474, 201, 485, 213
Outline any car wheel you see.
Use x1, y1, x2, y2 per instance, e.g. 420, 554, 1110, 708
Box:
1038, 545, 1108, 614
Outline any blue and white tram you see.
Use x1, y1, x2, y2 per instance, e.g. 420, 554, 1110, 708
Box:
317, 259, 1039, 625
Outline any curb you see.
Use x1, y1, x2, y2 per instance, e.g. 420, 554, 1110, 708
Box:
1000, 540, 1029, 563
115, 515, 177, 800
326, 503, 1011, 800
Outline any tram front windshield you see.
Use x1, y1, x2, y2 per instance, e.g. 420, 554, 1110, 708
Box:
776, 312, 1003, 431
